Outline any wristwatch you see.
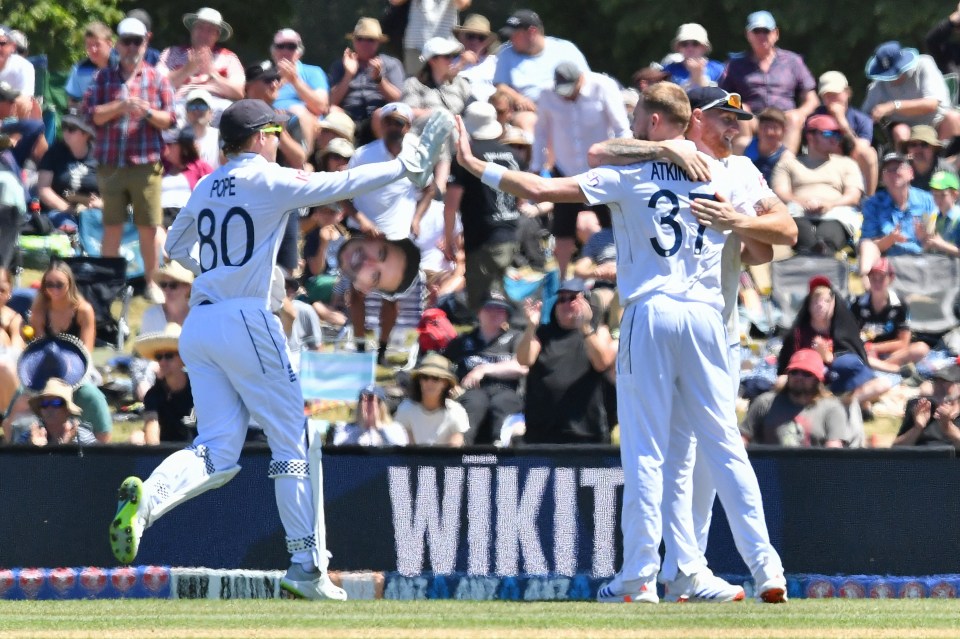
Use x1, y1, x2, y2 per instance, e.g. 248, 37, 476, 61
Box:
893, 100, 902, 112
143, 109, 153, 121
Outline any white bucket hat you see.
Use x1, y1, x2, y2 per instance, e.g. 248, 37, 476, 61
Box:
462, 102, 503, 141
420, 37, 463, 63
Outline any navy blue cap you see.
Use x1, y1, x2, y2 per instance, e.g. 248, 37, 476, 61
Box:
219, 98, 288, 144
359, 384, 387, 402
558, 278, 587, 294
687, 86, 753, 120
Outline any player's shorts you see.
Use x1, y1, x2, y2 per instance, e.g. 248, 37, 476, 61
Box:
98, 162, 163, 226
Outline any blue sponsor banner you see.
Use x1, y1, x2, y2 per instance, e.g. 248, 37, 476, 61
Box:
0, 566, 170, 600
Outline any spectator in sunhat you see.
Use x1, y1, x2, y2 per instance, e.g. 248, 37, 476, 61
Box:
130, 322, 195, 445
7, 377, 98, 447
861, 40, 960, 149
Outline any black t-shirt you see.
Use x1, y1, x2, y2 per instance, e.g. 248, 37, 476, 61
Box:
849, 292, 909, 344
443, 326, 522, 391
38, 141, 98, 198
523, 313, 609, 444
897, 396, 960, 447
143, 378, 196, 443
449, 139, 522, 251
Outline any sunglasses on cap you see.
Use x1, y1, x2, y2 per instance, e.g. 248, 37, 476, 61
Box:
39, 397, 67, 409
154, 351, 179, 362
119, 36, 144, 47
260, 124, 283, 136
273, 42, 298, 51
701, 92, 743, 111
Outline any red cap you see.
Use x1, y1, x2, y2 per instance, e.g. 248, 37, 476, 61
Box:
808, 275, 833, 292
786, 348, 826, 382
806, 113, 841, 131
868, 257, 895, 278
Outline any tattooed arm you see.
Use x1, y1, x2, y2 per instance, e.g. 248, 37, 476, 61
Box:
587, 138, 712, 181
692, 195, 798, 247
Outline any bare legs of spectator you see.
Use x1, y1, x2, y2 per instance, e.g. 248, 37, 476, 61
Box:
138, 224, 160, 293
378, 299, 399, 364
851, 139, 879, 196
101, 223, 123, 258
782, 108, 808, 154
349, 285, 368, 349
0, 360, 18, 423
856, 239, 882, 291
937, 110, 960, 141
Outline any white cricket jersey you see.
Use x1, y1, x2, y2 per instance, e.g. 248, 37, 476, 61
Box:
166, 152, 405, 307
348, 138, 419, 240
720, 154, 776, 343
577, 146, 753, 312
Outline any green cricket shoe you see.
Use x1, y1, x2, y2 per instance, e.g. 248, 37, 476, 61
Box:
109, 476, 144, 564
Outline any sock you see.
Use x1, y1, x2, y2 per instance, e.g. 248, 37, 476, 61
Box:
355, 340, 366, 353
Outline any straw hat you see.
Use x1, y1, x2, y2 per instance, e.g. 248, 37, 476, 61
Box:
29, 378, 82, 416
412, 353, 457, 384
346, 17, 388, 43
318, 111, 356, 143
453, 14, 495, 43
17, 334, 91, 391
156, 261, 195, 286
183, 7, 233, 42
135, 322, 182, 361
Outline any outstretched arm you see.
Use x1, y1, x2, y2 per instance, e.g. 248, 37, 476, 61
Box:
454, 116, 586, 204
587, 138, 712, 182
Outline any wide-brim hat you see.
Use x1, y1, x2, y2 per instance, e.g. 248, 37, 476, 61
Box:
454, 14, 495, 41
412, 353, 457, 384
909, 125, 943, 148
17, 334, 91, 391
28, 377, 82, 416
866, 41, 919, 81
183, 7, 233, 42
156, 260, 195, 286
135, 322, 182, 361
319, 137, 356, 161
318, 111, 356, 143
462, 102, 502, 141
346, 17, 388, 43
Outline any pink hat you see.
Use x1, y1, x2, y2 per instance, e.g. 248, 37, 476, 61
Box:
786, 348, 825, 382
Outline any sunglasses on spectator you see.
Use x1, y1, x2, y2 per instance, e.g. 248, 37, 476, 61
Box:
273, 42, 299, 51
39, 398, 67, 409
186, 102, 210, 112
677, 40, 703, 48
0, 41, 9, 47
463, 33, 488, 42
750, 28, 772, 35
701, 92, 742, 111
43, 281, 66, 290
119, 36, 144, 47
556, 293, 580, 303
814, 130, 842, 140
154, 351, 179, 362
260, 124, 283, 136
419, 374, 444, 382
62, 124, 82, 134
354, 36, 379, 44
158, 281, 183, 290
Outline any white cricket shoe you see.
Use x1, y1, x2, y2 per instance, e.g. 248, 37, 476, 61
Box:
662, 570, 745, 603
755, 573, 788, 603
596, 573, 658, 604
397, 109, 455, 189
280, 564, 347, 601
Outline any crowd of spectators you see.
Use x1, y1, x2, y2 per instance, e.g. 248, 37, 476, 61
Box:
6, 6, 960, 452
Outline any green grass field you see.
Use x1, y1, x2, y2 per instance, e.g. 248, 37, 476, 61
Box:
0, 600, 958, 639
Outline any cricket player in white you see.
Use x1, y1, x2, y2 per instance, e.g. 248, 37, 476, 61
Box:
109, 99, 452, 600
588, 87, 797, 603
453, 82, 784, 604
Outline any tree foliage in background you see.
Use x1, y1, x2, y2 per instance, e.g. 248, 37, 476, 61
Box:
3, 0, 124, 70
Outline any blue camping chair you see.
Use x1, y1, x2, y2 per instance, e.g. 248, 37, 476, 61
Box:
76, 208, 145, 280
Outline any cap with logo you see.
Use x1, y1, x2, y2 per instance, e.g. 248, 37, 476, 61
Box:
219, 99, 288, 145
117, 17, 148, 37
380, 102, 413, 123
500, 10, 543, 38
245, 60, 280, 83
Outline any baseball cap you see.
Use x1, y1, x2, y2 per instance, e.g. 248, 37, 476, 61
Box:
219, 99, 288, 144
881, 151, 910, 166
126, 9, 152, 31
805, 113, 841, 132
746, 10, 776, 31
868, 257, 895, 277
359, 383, 387, 402
554, 61, 583, 98
380, 102, 413, 123
818, 71, 849, 96
557, 278, 587, 294
808, 275, 833, 292
185, 88, 214, 108
500, 10, 543, 38
828, 353, 876, 396
786, 348, 825, 382
930, 170, 960, 191
245, 60, 280, 83
117, 17, 148, 37
61, 106, 95, 136
481, 289, 512, 312
273, 28, 302, 46
687, 86, 753, 120
673, 23, 711, 52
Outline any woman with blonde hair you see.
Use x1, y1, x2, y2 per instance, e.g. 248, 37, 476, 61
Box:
29, 261, 96, 351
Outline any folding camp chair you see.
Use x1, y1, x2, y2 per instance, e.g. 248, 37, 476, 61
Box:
887, 254, 960, 338
60, 256, 132, 350
770, 255, 849, 331
76, 208, 145, 280
0, 203, 20, 272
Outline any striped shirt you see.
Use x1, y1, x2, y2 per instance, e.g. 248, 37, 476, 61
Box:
403, 0, 460, 50
84, 64, 175, 167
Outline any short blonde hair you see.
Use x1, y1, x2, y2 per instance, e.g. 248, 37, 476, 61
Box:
640, 82, 691, 131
